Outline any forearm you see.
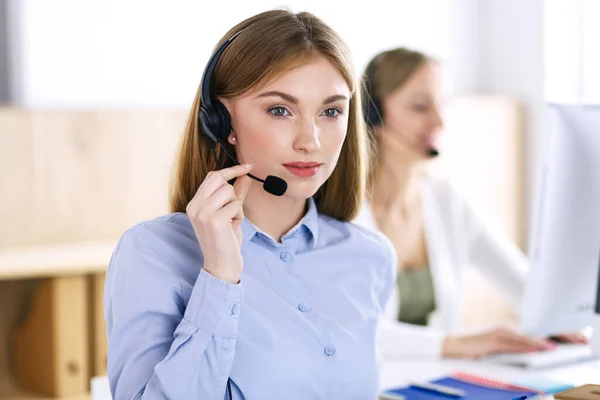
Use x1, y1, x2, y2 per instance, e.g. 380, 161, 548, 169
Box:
109, 269, 243, 399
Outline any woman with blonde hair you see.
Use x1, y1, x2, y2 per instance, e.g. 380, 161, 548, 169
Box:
358, 47, 587, 361
103, 9, 395, 400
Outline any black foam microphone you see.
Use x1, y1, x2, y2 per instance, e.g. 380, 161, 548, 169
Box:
389, 128, 440, 159
427, 148, 440, 158
256, 175, 287, 197
216, 143, 288, 196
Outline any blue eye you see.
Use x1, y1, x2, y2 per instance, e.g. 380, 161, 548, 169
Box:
322, 108, 342, 118
268, 107, 290, 118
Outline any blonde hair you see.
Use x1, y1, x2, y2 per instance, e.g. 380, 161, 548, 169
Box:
361, 47, 433, 192
169, 9, 367, 221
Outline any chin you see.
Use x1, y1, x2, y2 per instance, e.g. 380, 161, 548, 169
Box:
282, 184, 322, 201
281, 177, 327, 201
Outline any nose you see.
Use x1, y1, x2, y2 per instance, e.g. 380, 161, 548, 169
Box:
433, 104, 444, 130
293, 119, 321, 153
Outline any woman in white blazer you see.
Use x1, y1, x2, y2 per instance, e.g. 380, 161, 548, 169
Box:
358, 47, 586, 360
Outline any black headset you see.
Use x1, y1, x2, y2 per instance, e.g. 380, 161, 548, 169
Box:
362, 57, 385, 128
197, 27, 288, 196
198, 31, 244, 146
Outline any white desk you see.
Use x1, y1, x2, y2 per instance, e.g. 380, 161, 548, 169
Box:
380, 358, 600, 397
91, 359, 600, 400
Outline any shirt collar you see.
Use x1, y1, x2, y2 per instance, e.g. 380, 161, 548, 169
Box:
300, 197, 319, 247
241, 218, 259, 250
240, 197, 320, 250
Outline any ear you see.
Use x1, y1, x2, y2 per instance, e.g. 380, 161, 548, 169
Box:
227, 133, 237, 145
372, 124, 383, 137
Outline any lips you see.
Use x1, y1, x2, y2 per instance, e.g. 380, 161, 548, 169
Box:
282, 161, 323, 178
424, 133, 439, 146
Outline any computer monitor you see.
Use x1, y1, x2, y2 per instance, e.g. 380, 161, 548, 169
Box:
520, 104, 600, 355
594, 256, 600, 356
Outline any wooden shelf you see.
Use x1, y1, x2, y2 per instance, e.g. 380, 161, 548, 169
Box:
0, 379, 91, 400
0, 109, 185, 400
0, 241, 116, 281
4, 391, 91, 400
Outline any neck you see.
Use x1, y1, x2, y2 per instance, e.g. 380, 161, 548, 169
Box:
371, 147, 423, 215
243, 183, 307, 242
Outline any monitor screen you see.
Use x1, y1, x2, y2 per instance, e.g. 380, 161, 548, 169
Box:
520, 104, 600, 335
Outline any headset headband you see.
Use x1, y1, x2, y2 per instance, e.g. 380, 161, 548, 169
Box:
200, 30, 245, 106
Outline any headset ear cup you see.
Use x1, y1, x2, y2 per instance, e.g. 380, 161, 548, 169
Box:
199, 104, 219, 145
363, 76, 382, 128
212, 100, 232, 142
199, 100, 231, 144
365, 96, 382, 127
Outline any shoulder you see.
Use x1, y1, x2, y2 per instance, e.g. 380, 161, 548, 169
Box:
113, 213, 196, 259
106, 213, 201, 290
320, 213, 397, 277
348, 220, 396, 262
321, 209, 392, 247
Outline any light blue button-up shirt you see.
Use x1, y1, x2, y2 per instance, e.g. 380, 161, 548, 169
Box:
104, 198, 396, 399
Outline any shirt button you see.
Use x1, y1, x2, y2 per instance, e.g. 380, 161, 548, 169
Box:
280, 251, 292, 261
324, 346, 336, 356
231, 304, 239, 317
298, 303, 311, 313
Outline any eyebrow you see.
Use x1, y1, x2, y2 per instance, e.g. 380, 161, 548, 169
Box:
255, 91, 348, 105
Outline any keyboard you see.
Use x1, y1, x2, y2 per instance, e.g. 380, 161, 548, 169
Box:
480, 343, 598, 369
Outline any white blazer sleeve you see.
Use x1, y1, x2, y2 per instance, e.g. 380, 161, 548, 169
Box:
457, 186, 530, 312
354, 202, 447, 360
377, 318, 446, 360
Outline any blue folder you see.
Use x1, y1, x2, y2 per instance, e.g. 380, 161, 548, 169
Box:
382, 376, 540, 399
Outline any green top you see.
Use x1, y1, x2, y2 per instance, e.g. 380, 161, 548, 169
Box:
396, 265, 436, 326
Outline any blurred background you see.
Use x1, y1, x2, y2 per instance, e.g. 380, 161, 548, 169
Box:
0, 0, 599, 398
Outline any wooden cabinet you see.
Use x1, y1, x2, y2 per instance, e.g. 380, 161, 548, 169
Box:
0, 108, 187, 399
0, 243, 114, 398
12, 276, 89, 397
90, 274, 108, 379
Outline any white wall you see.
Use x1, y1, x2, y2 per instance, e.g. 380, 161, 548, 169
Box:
10, 0, 584, 232
8, 0, 479, 108
582, 0, 600, 101
476, 0, 546, 241
0, 1, 9, 102
475, 0, 600, 240
544, 0, 600, 103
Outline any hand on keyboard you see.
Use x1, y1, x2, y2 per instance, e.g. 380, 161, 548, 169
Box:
442, 327, 556, 359
549, 332, 589, 345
